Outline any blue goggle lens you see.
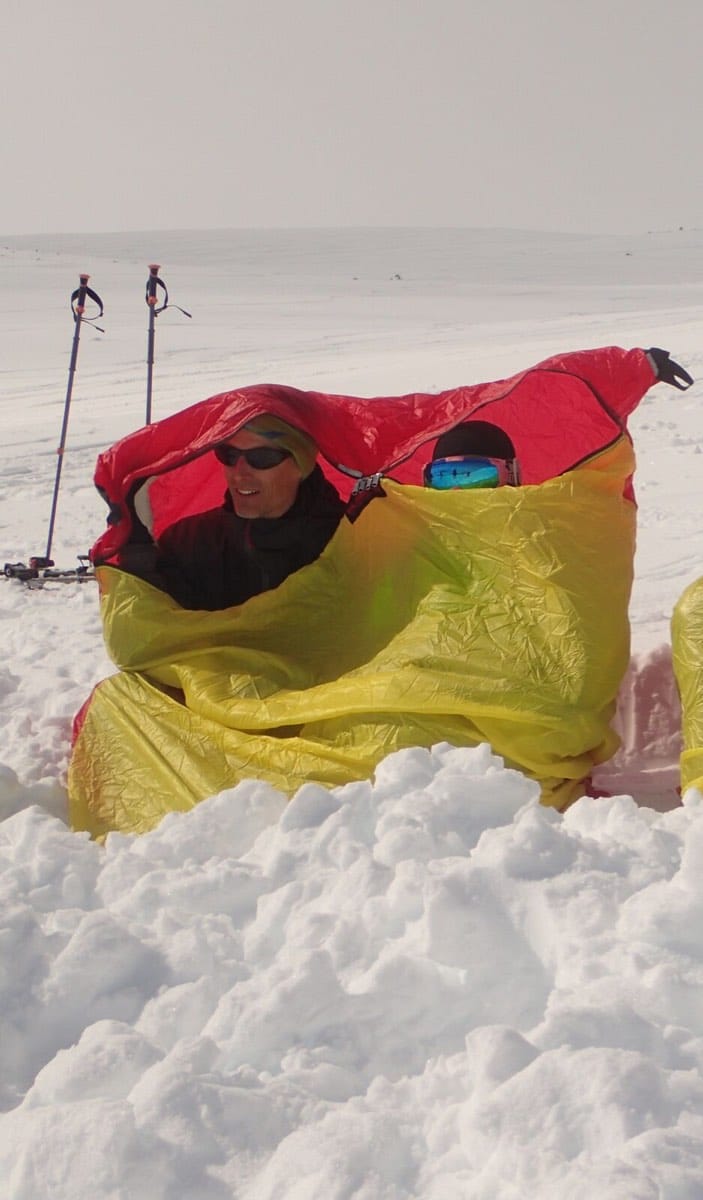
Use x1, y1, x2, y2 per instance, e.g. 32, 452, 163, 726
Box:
424, 456, 506, 490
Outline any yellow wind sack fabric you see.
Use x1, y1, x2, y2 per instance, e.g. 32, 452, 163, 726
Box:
672, 577, 703, 793
69, 439, 635, 837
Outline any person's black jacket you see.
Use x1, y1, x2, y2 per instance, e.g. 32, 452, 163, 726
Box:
122, 466, 345, 611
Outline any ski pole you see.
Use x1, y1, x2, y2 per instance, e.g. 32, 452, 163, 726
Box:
144, 264, 191, 424
41, 273, 104, 568
145, 263, 160, 425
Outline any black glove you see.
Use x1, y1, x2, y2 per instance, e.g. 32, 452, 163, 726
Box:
646, 347, 694, 391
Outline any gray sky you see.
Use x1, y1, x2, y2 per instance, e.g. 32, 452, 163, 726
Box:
3, 0, 702, 236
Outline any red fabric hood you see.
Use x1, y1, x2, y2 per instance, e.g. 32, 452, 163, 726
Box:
91, 346, 656, 564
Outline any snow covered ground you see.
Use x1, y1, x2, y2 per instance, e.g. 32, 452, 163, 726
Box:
1, 227, 703, 1197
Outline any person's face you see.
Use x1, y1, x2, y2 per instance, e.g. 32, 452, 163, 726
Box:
220, 429, 303, 518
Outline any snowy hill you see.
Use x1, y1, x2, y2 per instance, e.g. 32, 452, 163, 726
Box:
1, 227, 703, 1197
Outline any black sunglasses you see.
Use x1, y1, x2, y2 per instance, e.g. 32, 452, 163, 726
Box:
213, 444, 293, 470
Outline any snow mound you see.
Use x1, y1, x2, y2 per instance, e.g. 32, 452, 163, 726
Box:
2, 742, 703, 1198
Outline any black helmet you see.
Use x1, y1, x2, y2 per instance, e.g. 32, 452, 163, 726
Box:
432, 420, 516, 461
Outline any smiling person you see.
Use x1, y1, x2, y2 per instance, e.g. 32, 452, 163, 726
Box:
134, 415, 345, 611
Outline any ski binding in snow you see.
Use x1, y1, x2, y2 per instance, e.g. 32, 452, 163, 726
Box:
3, 555, 95, 587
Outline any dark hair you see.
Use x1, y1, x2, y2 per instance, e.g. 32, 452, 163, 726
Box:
432, 420, 516, 461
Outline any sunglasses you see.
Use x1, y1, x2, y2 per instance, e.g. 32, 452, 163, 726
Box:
423, 455, 520, 490
214, 444, 293, 470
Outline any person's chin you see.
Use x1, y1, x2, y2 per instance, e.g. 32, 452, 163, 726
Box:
233, 496, 263, 518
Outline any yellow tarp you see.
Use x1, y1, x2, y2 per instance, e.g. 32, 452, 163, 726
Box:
69, 439, 636, 837
672, 577, 703, 793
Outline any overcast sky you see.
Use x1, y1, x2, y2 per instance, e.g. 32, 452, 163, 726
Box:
3, 0, 702, 236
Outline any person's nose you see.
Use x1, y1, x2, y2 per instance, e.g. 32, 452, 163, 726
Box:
230, 458, 255, 483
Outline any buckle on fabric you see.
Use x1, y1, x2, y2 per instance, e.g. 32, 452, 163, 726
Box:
346, 474, 386, 523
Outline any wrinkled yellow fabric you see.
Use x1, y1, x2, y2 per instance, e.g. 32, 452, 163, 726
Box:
69, 439, 635, 837
672, 576, 703, 793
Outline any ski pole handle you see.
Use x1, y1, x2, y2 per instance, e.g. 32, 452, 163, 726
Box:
146, 264, 161, 307
75, 273, 90, 317
70, 274, 104, 324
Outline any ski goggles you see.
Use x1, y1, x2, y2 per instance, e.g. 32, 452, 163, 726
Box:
214, 444, 293, 470
423, 455, 520, 490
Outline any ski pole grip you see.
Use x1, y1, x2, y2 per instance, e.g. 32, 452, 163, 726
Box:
75, 272, 90, 316
146, 264, 161, 306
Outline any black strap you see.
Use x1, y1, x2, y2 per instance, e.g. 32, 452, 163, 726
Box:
70, 284, 104, 325
646, 347, 694, 391
146, 275, 192, 319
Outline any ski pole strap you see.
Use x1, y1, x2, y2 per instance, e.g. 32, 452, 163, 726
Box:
146, 267, 168, 313
646, 347, 694, 391
70, 280, 104, 324
145, 266, 192, 318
